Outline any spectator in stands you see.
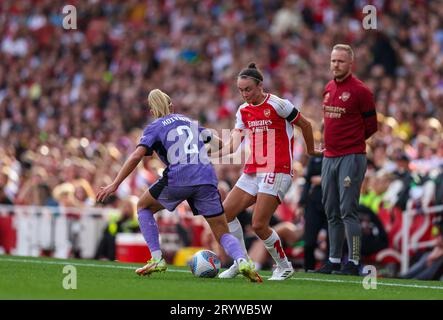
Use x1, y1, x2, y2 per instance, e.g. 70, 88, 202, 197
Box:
0, 170, 12, 205
73, 178, 96, 207
358, 205, 389, 259
298, 155, 327, 271
95, 195, 139, 261
435, 169, 443, 206
400, 217, 443, 281
392, 152, 413, 211
53, 182, 79, 208
36, 183, 58, 207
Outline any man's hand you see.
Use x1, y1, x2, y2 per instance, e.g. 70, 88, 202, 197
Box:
96, 183, 118, 204
310, 175, 322, 186
308, 147, 325, 157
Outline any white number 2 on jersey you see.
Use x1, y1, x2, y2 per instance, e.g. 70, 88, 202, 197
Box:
176, 125, 199, 154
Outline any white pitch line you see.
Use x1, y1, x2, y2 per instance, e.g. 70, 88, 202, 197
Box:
292, 277, 443, 290
0, 257, 189, 272
1, 257, 443, 291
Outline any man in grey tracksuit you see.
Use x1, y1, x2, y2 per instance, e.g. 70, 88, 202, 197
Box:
312, 44, 378, 275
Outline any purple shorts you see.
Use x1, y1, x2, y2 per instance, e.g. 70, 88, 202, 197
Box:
149, 181, 224, 217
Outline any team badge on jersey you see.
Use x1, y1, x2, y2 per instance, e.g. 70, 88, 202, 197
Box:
344, 176, 351, 187
323, 92, 330, 103
264, 109, 271, 117
339, 92, 350, 101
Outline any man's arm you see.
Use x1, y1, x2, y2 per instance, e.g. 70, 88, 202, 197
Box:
360, 87, 378, 139
298, 158, 314, 207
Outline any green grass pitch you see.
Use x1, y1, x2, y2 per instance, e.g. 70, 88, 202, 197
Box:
1, 255, 443, 300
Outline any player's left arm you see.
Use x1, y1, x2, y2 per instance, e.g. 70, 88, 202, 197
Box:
359, 86, 378, 139
275, 98, 323, 156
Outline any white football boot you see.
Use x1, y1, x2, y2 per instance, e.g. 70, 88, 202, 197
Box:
218, 260, 240, 279
268, 264, 294, 281
219, 259, 262, 282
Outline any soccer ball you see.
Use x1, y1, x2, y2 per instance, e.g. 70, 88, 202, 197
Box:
189, 250, 221, 278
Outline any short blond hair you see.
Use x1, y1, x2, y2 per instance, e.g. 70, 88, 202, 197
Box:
332, 44, 354, 61
148, 89, 172, 119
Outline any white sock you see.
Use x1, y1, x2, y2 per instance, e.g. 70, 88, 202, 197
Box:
263, 229, 290, 268
151, 250, 162, 260
349, 259, 359, 266
329, 257, 341, 264
228, 218, 249, 257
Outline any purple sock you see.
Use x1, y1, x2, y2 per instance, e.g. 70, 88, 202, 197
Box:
220, 233, 247, 261
137, 208, 161, 253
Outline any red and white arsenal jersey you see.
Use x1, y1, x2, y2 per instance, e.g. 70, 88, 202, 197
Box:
235, 94, 301, 175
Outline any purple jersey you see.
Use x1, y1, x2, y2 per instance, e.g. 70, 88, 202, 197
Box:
137, 113, 218, 187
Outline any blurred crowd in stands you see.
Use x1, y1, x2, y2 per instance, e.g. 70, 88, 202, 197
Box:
1, 0, 443, 278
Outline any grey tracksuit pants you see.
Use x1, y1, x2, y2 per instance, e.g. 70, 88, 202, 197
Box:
321, 154, 367, 262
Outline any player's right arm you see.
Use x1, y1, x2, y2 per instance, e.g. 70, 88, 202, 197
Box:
97, 123, 157, 203
96, 146, 148, 203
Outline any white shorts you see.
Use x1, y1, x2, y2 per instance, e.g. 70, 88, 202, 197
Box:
235, 172, 292, 202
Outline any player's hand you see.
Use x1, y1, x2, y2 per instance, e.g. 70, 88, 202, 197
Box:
96, 183, 118, 204
308, 147, 325, 157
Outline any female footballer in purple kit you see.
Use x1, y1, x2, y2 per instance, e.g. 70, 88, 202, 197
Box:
96, 89, 262, 282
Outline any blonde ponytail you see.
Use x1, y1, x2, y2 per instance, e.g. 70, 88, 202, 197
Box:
148, 89, 172, 118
